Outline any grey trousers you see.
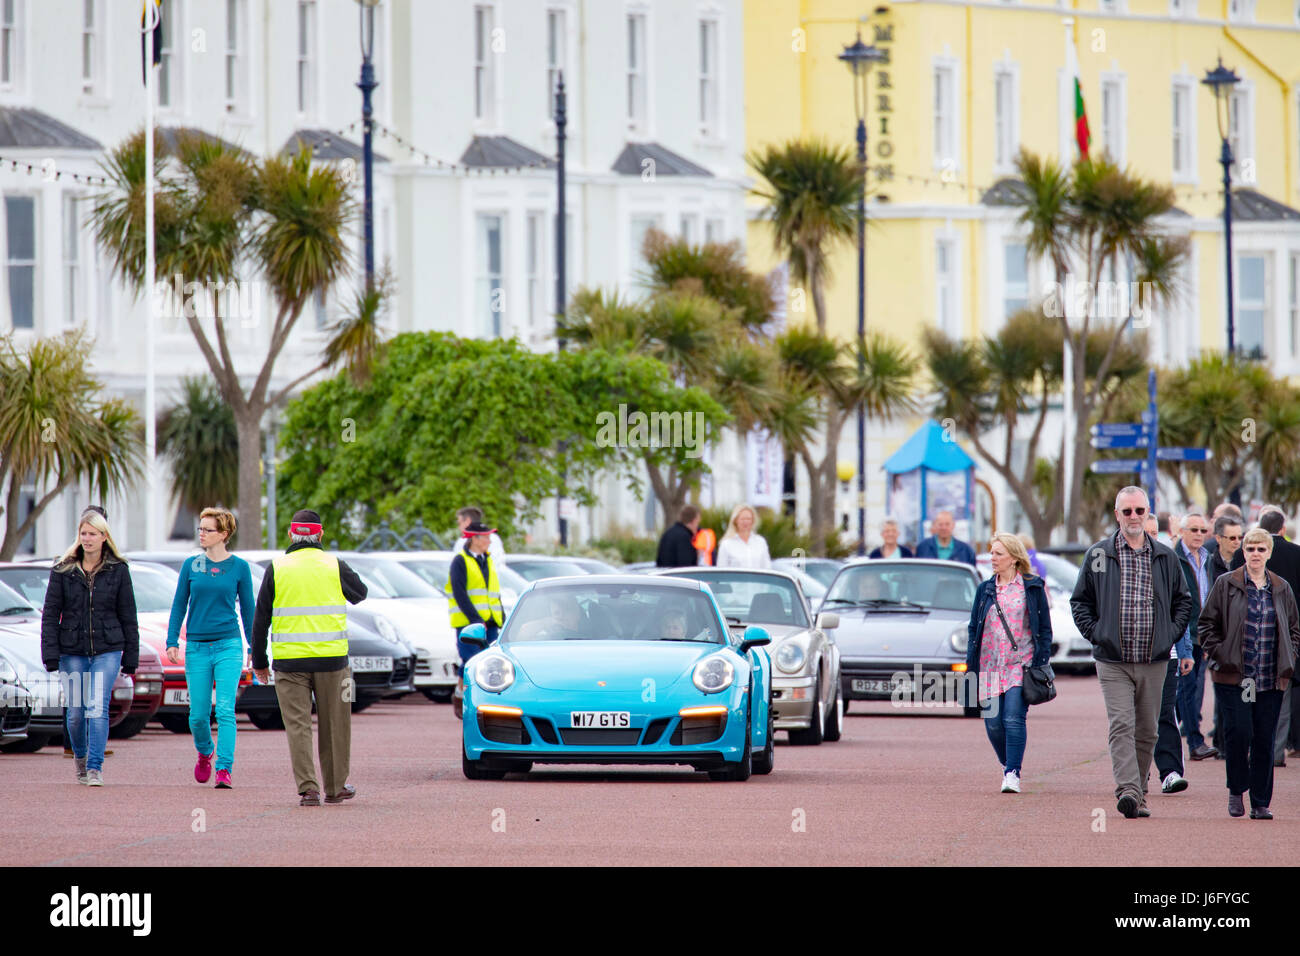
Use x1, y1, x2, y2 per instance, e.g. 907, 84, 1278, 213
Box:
1096, 660, 1167, 803
1275, 686, 1292, 763
274, 667, 352, 798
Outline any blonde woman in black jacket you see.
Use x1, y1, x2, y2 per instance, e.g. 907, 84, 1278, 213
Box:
40, 510, 139, 787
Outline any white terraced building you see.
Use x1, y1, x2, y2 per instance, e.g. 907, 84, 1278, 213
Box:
1, 0, 755, 557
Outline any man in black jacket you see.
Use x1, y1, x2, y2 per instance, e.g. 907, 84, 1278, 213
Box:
656, 505, 701, 568
1230, 507, 1300, 765
1174, 511, 1218, 762
1071, 486, 1195, 819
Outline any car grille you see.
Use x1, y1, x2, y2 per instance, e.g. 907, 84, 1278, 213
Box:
391, 658, 412, 683
670, 715, 725, 745
558, 728, 641, 746
415, 654, 432, 677
2, 704, 31, 733
530, 717, 559, 744
480, 714, 532, 745
641, 717, 672, 745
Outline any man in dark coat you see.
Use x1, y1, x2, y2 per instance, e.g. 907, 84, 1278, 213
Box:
656, 505, 701, 568
913, 510, 977, 567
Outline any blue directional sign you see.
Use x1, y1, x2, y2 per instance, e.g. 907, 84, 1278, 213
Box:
1090, 458, 1147, 474
1156, 447, 1210, 462
1090, 423, 1147, 438
1090, 434, 1149, 449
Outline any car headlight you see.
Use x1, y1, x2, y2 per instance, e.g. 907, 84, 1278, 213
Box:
692, 655, 735, 694
775, 641, 805, 674
372, 615, 398, 643
949, 627, 968, 654
473, 654, 515, 693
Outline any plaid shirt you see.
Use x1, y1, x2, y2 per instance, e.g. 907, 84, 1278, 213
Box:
1115, 530, 1156, 662
1243, 576, 1279, 693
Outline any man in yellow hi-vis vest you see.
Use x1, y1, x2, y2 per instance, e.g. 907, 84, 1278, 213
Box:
446, 521, 505, 664
252, 509, 367, 807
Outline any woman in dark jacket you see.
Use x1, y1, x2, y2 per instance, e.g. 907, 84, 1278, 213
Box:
40, 509, 139, 787
965, 532, 1053, 794
1198, 528, 1300, 819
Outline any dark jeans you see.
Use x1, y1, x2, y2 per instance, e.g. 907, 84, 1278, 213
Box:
1215, 682, 1285, 809
1176, 648, 1208, 749
982, 684, 1028, 775
1154, 658, 1184, 781
456, 622, 500, 664
1290, 687, 1300, 751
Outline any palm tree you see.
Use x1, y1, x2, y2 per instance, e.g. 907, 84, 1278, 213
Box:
323, 265, 395, 385
1015, 149, 1188, 540
93, 133, 354, 546
158, 377, 239, 517
748, 140, 861, 333
0, 332, 143, 559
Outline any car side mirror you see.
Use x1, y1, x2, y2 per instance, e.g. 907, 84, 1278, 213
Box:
460, 622, 488, 647
816, 612, 840, 631
738, 625, 771, 655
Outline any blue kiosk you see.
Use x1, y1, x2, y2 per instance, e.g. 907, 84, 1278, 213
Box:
882, 420, 976, 548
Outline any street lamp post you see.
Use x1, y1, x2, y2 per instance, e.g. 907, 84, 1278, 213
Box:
838, 31, 885, 556
555, 70, 569, 547
356, 0, 381, 293
1202, 57, 1240, 358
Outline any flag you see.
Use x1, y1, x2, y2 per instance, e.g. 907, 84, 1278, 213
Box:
141, 0, 162, 86
1065, 33, 1090, 159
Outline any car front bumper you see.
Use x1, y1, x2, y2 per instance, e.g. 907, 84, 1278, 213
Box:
770, 675, 816, 729
414, 650, 459, 689
840, 659, 973, 705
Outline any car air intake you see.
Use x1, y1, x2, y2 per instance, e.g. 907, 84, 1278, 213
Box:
558, 728, 641, 746
479, 714, 531, 745
671, 715, 726, 745
641, 717, 672, 745
531, 717, 559, 744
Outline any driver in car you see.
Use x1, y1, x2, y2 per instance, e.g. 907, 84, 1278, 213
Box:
658, 609, 690, 640
520, 594, 587, 640
855, 575, 889, 602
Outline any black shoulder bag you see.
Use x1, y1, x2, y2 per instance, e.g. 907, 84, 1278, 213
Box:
992, 592, 1057, 706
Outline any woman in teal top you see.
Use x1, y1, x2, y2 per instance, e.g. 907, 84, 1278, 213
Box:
167, 507, 255, 788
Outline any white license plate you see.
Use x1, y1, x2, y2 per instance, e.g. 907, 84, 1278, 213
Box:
350, 656, 392, 673
570, 711, 631, 728
164, 688, 218, 706
851, 678, 912, 694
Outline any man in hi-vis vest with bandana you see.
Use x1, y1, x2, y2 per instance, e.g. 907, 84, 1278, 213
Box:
446, 521, 505, 717
252, 509, 367, 807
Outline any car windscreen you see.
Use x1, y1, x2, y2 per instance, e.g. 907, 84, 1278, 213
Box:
0, 568, 48, 610
344, 557, 439, 599
0, 578, 35, 614
675, 573, 808, 628
501, 584, 724, 644
508, 559, 593, 581
824, 564, 977, 613
129, 565, 182, 613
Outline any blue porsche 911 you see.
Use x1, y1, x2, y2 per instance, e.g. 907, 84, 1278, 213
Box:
461, 575, 774, 781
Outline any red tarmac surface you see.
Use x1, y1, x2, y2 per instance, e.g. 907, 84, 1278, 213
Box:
4, 674, 1296, 866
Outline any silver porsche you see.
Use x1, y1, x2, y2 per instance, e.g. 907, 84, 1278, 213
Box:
819, 559, 981, 717
654, 567, 843, 744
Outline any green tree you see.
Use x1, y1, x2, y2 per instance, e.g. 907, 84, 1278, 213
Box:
0, 333, 143, 559
748, 139, 861, 333
275, 333, 726, 547
157, 376, 239, 517
93, 131, 354, 547
1014, 149, 1189, 539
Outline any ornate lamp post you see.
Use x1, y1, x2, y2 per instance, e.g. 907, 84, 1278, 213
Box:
1202, 57, 1241, 357
838, 32, 885, 557
355, 0, 381, 293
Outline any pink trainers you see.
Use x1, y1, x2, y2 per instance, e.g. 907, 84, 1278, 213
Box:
195, 751, 214, 784
214, 769, 232, 789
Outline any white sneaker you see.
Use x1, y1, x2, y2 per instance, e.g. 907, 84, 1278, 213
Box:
85, 770, 103, 787
1162, 771, 1189, 794
1001, 771, 1021, 793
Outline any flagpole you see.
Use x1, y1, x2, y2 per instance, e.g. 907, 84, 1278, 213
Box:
143, 2, 158, 549
1061, 17, 1075, 543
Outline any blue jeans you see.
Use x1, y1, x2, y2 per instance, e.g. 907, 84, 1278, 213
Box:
185, 636, 244, 772
60, 651, 122, 773
983, 684, 1028, 775
1176, 649, 1208, 749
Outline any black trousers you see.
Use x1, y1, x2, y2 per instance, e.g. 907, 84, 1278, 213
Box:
1154, 658, 1184, 781
1215, 683, 1285, 809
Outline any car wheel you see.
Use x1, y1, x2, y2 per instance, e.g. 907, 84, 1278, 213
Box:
709, 709, 752, 782
157, 714, 190, 734
788, 672, 825, 746
822, 688, 843, 742
421, 688, 454, 703
109, 715, 150, 739
248, 710, 285, 731
0, 732, 52, 753
752, 708, 775, 775
462, 742, 506, 780
842, 697, 851, 715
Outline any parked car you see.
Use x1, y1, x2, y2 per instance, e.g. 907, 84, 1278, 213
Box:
109, 639, 166, 738
0, 626, 57, 750
620, 562, 658, 574
368, 550, 526, 616
974, 551, 1094, 673
461, 575, 774, 780
820, 559, 982, 717
0, 647, 33, 746
654, 567, 842, 744
772, 557, 845, 590
505, 555, 617, 581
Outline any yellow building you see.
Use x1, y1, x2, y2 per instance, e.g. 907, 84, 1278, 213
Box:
745, 0, 1300, 542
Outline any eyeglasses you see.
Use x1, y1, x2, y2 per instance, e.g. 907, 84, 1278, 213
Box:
1222, 534, 1242, 541
198, 526, 220, 534
1244, 546, 1269, 553
1119, 507, 1147, 516
1184, 528, 1209, 534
